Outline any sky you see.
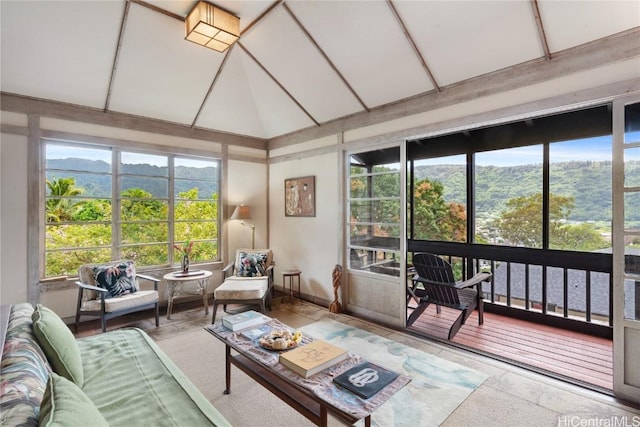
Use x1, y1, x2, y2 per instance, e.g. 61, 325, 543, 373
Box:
417, 134, 633, 167
47, 131, 639, 169
46, 142, 216, 169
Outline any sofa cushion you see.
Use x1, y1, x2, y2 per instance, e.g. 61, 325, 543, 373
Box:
32, 305, 84, 387
235, 249, 272, 278
39, 373, 108, 427
94, 260, 138, 298
0, 304, 51, 427
77, 328, 230, 426
214, 277, 268, 300
81, 289, 158, 312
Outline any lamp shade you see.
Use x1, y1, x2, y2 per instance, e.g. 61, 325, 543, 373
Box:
230, 205, 251, 220
185, 1, 240, 53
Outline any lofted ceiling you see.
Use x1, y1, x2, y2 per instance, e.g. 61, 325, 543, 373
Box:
1, 0, 639, 142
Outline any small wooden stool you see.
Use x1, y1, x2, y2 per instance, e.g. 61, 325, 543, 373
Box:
282, 270, 301, 304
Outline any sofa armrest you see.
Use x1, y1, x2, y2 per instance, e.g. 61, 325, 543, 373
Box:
222, 262, 235, 279
266, 265, 274, 285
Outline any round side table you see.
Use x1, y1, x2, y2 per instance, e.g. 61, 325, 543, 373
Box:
163, 270, 212, 319
282, 270, 301, 304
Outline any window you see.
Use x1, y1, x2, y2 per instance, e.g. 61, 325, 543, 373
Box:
411, 155, 467, 243
44, 140, 220, 278
348, 147, 401, 276
476, 146, 543, 248
549, 136, 612, 252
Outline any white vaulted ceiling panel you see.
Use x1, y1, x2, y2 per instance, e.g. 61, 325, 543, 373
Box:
538, 0, 640, 53
396, 1, 543, 87
108, 2, 224, 125
237, 48, 316, 138
287, 0, 434, 109
195, 47, 266, 138
240, 6, 364, 124
0, 1, 124, 108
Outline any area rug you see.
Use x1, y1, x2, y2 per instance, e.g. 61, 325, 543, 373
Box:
299, 319, 489, 427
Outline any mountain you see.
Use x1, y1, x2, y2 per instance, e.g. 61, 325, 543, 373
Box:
46, 158, 219, 198
415, 160, 640, 223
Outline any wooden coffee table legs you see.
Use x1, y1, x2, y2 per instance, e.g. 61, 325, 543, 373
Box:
220, 343, 371, 427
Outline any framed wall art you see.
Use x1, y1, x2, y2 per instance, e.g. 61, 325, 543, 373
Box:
285, 176, 315, 217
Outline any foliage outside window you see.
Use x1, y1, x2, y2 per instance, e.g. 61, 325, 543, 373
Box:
44, 141, 219, 278
348, 148, 401, 276
412, 155, 467, 243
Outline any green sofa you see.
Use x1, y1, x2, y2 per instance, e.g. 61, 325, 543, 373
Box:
0, 303, 230, 426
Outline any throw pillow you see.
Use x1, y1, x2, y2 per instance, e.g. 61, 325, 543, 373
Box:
93, 260, 138, 298
235, 249, 272, 278
39, 373, 109, 427
32, 304, 84, 387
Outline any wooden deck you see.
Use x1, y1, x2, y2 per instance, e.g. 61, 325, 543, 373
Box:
407, 305, 613, 392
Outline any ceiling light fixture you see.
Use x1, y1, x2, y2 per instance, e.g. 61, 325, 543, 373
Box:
185, 1, 240, 53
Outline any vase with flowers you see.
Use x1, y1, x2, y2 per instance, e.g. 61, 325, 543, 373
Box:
174, 240, 194, 273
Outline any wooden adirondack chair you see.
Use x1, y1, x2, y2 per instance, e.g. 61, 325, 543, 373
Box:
407, 252, 491, 340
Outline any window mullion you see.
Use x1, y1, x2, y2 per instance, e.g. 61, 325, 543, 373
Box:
168, 155, 175, 265
113, 149, 121, 260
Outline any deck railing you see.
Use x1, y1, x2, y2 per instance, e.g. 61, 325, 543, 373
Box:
407, 240, 613, 338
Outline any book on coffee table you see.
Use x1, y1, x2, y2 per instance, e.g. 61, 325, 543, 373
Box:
222, 310, 269, 331
241, 324, 273, 341
279, 340, 348, 378
333, 362, 399, 399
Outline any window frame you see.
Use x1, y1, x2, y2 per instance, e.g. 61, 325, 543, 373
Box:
41, 137, 221, 279
347, 147, 403, 276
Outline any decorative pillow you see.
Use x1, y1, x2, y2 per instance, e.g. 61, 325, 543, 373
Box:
235, 249, 272, 278
39, 373, 109, 427
93, 260, 138, 298
0, 303, 52, 426
32, 304, 84, 387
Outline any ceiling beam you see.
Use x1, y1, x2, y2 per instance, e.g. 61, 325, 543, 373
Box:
283, 3, 369, 112
269, 28, 640, 149
238, 42, 320, 127
530, 0, 552, 61
386, 0, 440, 92
241, 0, 282, 36
104, 0, 131, 111
191, 44, 235, 127
0, 92, 267, 150
129, 0, 183, 21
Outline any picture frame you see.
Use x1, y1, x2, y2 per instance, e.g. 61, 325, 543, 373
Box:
285, 176, 315, 217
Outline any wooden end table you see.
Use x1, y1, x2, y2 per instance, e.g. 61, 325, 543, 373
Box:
163, 270, 212, 319
282, 270, 301, 303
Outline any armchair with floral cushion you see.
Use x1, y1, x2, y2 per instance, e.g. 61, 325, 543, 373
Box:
211, 249, 274, 323
75, 260, 159, 332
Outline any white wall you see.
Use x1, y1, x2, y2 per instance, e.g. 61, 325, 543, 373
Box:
227, 160, 268, 258
0, 132, 28, 304
269, 152, 340, 302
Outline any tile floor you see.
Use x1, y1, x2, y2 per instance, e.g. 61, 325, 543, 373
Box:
75, 298, 640, 426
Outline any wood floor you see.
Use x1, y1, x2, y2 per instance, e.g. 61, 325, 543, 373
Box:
407, 305, 613, 392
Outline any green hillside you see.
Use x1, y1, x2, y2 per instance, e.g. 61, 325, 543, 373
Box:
415, 160, 639, 223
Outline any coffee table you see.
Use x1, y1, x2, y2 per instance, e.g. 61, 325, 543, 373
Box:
205, 318, 410, 427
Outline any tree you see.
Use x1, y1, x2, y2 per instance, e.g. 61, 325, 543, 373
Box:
496, 193, 608, 250
46, 177, 84, 222
413, 178, 466, 242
